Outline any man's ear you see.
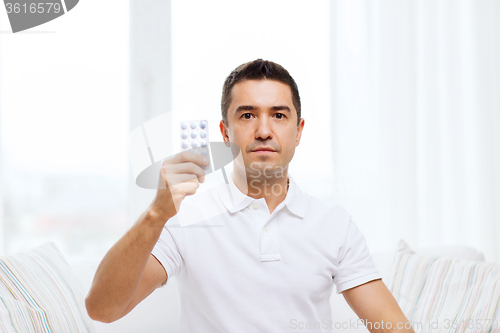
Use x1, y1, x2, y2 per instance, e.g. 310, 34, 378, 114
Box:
295, 118, 305, 147
220, 120, 230, 147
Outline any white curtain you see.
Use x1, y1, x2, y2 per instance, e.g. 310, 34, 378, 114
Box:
330, 0, 500, 261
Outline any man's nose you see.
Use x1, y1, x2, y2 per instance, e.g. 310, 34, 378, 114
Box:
255, 117, 273, 140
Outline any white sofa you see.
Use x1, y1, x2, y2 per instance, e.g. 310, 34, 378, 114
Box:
68, 243, 488, 333
0, 241, 494, 333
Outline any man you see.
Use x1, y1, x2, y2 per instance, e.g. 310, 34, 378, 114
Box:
86, 59, 415, 333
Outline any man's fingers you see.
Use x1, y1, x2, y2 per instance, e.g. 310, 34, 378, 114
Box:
164, 173, 200, 186
152, 153, 207, 219
169, 178, 199, 196
158, 152, 208, 191
183, 179, 200, 196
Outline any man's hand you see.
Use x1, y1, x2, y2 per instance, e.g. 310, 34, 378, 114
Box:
149, 151, 209, 224
342, 279, 415, 333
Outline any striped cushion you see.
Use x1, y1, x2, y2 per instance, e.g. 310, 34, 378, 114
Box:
0, 242, 95, 332
387, 240, 500, 332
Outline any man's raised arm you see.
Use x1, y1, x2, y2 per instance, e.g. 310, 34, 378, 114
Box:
85, 152, 209, 323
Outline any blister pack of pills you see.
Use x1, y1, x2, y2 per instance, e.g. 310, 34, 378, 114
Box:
180, 120, 212, 173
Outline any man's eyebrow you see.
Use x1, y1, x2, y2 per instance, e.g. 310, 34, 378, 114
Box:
270, 105, 291, 112
234, 105, 291, 113
235, 105, 257, 113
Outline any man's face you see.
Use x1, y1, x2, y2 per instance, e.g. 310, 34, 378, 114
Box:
219, 79, 305, 179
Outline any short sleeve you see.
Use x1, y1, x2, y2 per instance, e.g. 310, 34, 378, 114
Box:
151, 216, 184, 286
334, 217, 381, 294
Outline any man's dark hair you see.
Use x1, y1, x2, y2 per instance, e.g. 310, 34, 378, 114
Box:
221, 59, 301, 126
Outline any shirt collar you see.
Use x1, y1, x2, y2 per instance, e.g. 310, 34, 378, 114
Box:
218, 171, 308, 218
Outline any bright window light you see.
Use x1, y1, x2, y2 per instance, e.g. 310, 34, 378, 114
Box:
0, 1, 129, 257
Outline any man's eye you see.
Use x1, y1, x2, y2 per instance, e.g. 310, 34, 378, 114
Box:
275, 113, 286, 119
242, 113, 253, 119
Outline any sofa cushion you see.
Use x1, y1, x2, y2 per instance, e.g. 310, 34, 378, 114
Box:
0, 242, 95, 333
387, 240, 500, 332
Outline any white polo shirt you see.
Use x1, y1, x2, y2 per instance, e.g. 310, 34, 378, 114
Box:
151, 173, 381, 333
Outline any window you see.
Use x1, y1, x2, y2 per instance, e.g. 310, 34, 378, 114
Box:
0, 1, 129, 257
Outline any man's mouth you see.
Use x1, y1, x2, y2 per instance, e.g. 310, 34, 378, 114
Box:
252, 147, 276, 153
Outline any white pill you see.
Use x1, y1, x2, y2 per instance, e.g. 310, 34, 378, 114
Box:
200, 140, 207, 147
200, 121, 207, 129
200, 131, 207, 138
181, 132, 188, 139
181, 122, 187, 130
182, 141, 189, 149
190, 122, 197, 129
191, 132, 197, 139
191, 141, 198, 148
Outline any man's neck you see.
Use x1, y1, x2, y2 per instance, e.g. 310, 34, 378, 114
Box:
232, 168, 289, 214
